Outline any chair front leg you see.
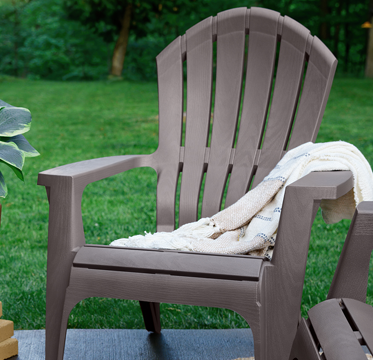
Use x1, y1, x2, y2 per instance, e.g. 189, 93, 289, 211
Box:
43, 182, 86, 360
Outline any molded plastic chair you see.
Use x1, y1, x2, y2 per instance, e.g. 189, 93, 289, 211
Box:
289, 202, 373, 360
38, 7, 354, 360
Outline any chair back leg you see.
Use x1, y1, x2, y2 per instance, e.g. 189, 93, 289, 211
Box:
139, 301, 161, 334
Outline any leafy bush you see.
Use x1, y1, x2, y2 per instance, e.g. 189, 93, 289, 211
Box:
122, 37, 167, 81
0, 0, 110, 80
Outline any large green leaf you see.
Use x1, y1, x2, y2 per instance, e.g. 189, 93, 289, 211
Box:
0, 107, 32, 137
0, 171, 7, 198
0, 141, 25, 181
6, 162, 24, 181
0, 135, 39, 157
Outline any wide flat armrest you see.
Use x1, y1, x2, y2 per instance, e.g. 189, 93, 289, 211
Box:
286, 170, 353, 199
38, 154, 153, 188
38, 153, 155, 252
271, 170, 353, 267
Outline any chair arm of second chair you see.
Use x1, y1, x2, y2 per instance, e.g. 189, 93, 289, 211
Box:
289, 201, 373, 360
327, 201, 373, 303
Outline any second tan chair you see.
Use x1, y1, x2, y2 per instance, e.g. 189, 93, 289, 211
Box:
290, 202, 373, 360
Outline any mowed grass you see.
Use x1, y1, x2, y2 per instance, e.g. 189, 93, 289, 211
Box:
0, 77, 372, 331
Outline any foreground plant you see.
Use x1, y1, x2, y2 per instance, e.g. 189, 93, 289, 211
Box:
0, 100, 39, 198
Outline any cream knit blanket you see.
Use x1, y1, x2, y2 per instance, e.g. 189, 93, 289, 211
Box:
110, 141, 373, 259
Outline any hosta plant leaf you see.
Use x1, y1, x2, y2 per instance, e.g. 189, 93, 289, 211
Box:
0, 141, 25, 181
0, 106, 32, 137
0, 135, 40, 157
0, 99, 39, 199
0, 171, 7, 198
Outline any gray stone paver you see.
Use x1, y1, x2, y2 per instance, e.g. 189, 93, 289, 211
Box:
11, 328, 255, 359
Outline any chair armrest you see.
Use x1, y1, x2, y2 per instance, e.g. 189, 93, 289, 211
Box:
282, 170, 353, 200
39, 154, 157, 315
272, 170, 353, 266
38, 154, 153, 189
259, 170, 354, 357
38, 154, 155, 260
328, 201, 373, 302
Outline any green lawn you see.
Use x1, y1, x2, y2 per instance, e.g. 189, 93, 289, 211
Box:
0, 77, 372, 330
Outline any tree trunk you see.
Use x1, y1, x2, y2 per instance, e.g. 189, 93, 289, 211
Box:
344, 0, 350, 73
366, 0, 373, 78
110, 3, 132, 77
320, 0, 330, 40
333, 1, 342, 60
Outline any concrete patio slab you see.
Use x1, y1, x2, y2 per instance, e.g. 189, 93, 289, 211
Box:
10, 328, 255, 360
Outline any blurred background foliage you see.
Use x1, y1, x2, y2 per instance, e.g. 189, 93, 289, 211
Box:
0, 0, 371, 81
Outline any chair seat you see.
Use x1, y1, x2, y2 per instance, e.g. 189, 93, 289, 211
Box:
73, 244, 264, 281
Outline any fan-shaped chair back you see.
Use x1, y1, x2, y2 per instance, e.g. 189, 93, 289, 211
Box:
153, 7, 337, 232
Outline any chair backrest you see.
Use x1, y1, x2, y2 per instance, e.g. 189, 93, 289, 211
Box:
153, 7, 337, 232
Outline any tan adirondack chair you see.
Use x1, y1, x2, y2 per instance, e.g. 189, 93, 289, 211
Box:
289, 201, 373, 360
38, 7, 354, 360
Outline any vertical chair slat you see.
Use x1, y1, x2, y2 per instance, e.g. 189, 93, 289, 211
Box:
155, 37, 184, 232
201, 8, 247, 218
179, 17, 213, 226
225, 8, 280, 208
288, 36, 338, 150
252, 16, 310, 188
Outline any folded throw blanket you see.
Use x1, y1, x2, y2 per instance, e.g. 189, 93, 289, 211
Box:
110, 141, 373, 259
